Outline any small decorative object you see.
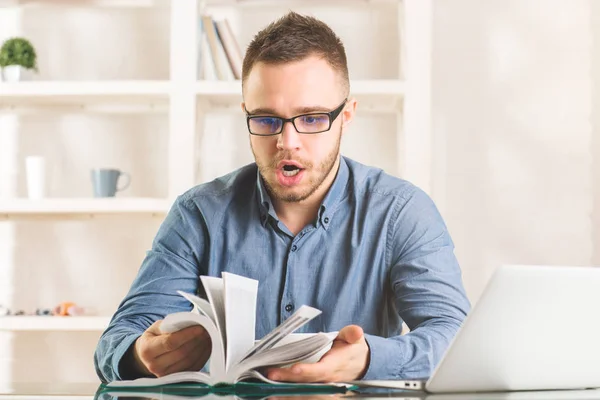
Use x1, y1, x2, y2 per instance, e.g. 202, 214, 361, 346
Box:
53, 302, 84, 316
0, 37, 38, 82
35, 308, 52, 316
14, 310, 26, 316
90, 168, 130, 197
0, 305, 10, 316
25, 156, 46, 199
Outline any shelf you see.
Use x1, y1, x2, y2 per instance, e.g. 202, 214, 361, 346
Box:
203, 0, 399, 6
0, 80, 170, 111
0, 316, 110, 331
0, 198, 171, 219
0, 0, 161, 7
0, 79, 403, 111
196, 79, 404, 111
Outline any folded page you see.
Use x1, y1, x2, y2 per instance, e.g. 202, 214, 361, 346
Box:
222, 272, 259, 372
230, 332, 335, 379
107, 370, 213, 387
177, 290, 216, 324
242, 305, 321, 361
200, 276, 227, 354
272, 332, 338, 365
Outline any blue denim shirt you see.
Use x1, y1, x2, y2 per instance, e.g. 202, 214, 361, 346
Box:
94, 156, 471, 383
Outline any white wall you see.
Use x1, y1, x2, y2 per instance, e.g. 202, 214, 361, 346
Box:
432, 0, 594, 302
591, 1, 600, 268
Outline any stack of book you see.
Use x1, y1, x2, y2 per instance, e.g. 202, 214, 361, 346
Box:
198, 15, 243, 81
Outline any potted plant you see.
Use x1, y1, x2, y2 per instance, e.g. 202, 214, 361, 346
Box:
0, 37, 38, 82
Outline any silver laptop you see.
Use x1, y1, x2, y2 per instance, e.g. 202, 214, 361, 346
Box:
352, 265, 600, 393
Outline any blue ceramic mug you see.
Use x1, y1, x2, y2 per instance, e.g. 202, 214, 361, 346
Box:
90, 168, 130, 197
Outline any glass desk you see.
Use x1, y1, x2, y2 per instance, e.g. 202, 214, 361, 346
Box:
1, 383, 600, 400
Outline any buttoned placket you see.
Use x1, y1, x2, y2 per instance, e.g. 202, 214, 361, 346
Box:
278, 224, 317, 323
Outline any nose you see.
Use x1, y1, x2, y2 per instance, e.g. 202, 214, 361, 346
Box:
276, 120, 302, 151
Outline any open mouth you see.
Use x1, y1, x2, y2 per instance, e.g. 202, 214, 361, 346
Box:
282, 164, 302, 177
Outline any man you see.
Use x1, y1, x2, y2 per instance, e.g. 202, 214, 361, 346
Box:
94, 12, 470, 383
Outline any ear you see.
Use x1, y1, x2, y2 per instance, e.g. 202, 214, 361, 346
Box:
240, 102, 246, 113
341, 97, 357, 131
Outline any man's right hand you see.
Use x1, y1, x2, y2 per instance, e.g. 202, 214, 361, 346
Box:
132, 320, 212, 377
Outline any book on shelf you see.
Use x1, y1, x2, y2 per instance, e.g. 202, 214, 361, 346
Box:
198, 15, 243, 81
106, 272, 343, 388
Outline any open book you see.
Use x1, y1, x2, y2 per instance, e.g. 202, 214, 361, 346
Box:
107, 272, 339, 387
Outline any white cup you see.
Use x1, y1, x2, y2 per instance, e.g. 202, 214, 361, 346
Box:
25, 156, 46, 199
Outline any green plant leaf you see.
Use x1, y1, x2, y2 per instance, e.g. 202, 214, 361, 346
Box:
0, 37, 38, 71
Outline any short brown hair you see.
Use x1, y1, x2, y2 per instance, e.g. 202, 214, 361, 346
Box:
242, 11, 349, 95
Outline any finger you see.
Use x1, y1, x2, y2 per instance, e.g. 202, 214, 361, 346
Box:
153, 335, 210, 374
189, 345, 213, 372
160, 340, 212, 376
142, 325, 207, 360
267, 360, 335, 383
144, 320, 164, 337
158, 325, 208, 353
150, 336, 204, 376
267, 336, 363, 383
335, 325, 363, 344
289, 355, 341, 380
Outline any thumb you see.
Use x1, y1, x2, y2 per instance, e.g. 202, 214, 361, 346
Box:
336, 325, 364, 344
144, 320, 164, 337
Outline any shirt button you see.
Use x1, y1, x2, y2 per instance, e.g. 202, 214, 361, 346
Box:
324, 217, 330, 224
291, 245, 297, 252
285, 304, 294, 312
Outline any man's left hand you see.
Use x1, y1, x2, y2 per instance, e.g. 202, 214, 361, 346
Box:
265, 325, 370, 383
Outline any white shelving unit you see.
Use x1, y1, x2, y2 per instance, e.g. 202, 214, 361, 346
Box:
0, 81, 169, 118
194, 79, 405, 97
0, 0, 432, 382
0, 316, 110, 331
0, 80, 170, 103
194, 79, 405, 112
0, 198, 170, 219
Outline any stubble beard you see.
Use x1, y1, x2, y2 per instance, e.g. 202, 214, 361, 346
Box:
252, 127, 342, 203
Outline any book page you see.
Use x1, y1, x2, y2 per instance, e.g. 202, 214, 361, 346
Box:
272, 332, 338, 365
222, 272, 258, 372
106, 370, 213, 387
177, 290, 216, 324
200, 276, 227, 353
241, 305, 322, 361
230, 332, 336, 379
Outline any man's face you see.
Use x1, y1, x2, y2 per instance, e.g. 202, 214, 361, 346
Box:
242, 56, 354, 203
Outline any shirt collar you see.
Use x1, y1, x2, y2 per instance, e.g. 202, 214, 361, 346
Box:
256, 170, 277, 227
255, 156, 349, 230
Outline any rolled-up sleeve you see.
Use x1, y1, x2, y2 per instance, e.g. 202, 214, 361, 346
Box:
362, 187, 471, 380
94, 195, 207, 382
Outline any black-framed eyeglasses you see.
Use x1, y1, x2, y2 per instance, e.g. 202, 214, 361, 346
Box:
245, 99, 347, 136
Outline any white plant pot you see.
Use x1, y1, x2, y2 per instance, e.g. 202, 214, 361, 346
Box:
2, 65, 23, 82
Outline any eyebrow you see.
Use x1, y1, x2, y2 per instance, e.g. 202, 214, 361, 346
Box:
245, 105, 332, 116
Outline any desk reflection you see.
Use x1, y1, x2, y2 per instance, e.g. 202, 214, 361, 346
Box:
0, 383, 599, 400
96, 388, 600, 400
